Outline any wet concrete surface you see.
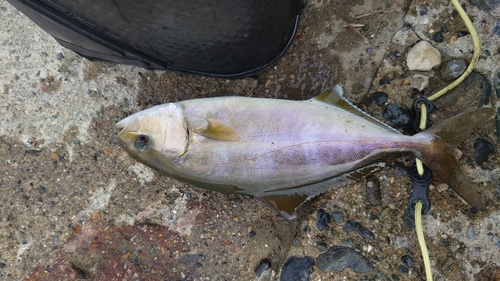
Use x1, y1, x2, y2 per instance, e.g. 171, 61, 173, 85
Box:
1, 0, 500, 280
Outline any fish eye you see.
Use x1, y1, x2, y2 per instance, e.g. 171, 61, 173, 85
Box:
135, 134, 153, 151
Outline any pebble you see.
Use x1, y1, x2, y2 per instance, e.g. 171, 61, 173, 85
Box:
382, 103, 414, 133
365, 176, 381, 207
473, 138, 494, 165
280, 256, 314, 281
440, 256, 454, 271
316, 209, 331, 231
493, 235, 500, 247
343, 220, 375, 240
437, 183, 449, 192
390, 50, 401, 62
407, 41, 441, 71
493, 20, 500, 36
255, 259, 271, 277
466, 224, 476, 240
457, 31, 470, 38
316, 243, 328, 252
331, 212, 343, 224
469, 0, 500, 10
398, 265, 409, 274
56, 52, 64, 60
440, 59, 467, 80
409, 74, 429, 91
401, 255, 414, 268
432, 31, 444, 43
316, 246, 374, 273
371, 92, 388, 106
494, 68, 500, 97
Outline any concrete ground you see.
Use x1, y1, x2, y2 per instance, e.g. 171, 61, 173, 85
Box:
1, 0, 499, 280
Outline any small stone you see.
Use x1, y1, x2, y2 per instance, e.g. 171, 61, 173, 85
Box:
249, 231, 256, 238
409, 74, 429, 91
418, 6, 428, 15
437, 183, 449, 192
331, 212, 343, 224
457, 31, 470, 38
493, 20, 500, 36
440, 256, 455, 271
56, 52, 64, 60
255, 259, 271, 277
494, 68, 500, 98
432, 31, 444, 43
317, 243, 328, 252
379, 77, 391, 85
365, 176, 381, 207
316, 246, 374, 273
407, 41, 441, 71
493, 235, 500, 247
469, 0, 500, 11
316, 209, 331, 231
440, 59, 467, 80
466, 224, 476, 240
401, 255, 414, 268
343, 220, 375, 240
474, 138, 494, 165
398, 265, 409, 274
371, 92, 388, 106
280, 256, 314, 281
390, 50, 401, 62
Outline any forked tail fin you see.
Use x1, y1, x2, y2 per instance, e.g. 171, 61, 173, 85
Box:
415, 107, 497, 211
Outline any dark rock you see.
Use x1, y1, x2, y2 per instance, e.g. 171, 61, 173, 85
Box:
493, 68, 500, 97
493, 20, 500, 36
379, 77, 391, 85
457, 31, 470, 37
432, 31, 444, 43
280, 256, 314, 281
331, 212, 343, 224
390, 50, 401, 62
468, 0, 500, 11
401, 255, 415, 268
398, 265, 409, 274
371, 92, 388, 106
382, 103, 414, 133
474, 138, 494, 165
316, 243, 328, 252
56, 52, 64, 60
343, 220, 375, 240
316, 246, 374, 273
440, 59, 467, 80
365, 176, 381, 207
418, 6, 428, 15
249, 231, 256, 238
316, 209, 331, 231
255, 259, 271, 277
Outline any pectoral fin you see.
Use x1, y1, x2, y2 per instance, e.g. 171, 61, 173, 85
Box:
196, 119, 240, 142
259, 194, 309, 220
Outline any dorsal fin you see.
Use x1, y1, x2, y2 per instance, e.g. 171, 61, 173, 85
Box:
310, 85, 400, 133
195, 119, 241, 142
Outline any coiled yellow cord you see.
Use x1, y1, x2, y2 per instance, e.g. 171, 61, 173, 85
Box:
413, 1, 481, 280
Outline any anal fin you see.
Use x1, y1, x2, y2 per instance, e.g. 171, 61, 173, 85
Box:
259, 194, 309, 220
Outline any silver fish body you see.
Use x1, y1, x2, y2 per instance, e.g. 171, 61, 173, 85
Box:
116, 87, 496, 218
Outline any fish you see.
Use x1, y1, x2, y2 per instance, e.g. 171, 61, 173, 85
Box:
116, 86, 497, 219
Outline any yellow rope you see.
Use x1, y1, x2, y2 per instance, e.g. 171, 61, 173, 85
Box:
413, 0, 481, 279
415, 201, 433, 281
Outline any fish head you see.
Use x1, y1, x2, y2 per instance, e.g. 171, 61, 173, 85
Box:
116, 103, 188, 166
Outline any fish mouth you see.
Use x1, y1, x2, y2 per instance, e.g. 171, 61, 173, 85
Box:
116, 115, 140, 136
